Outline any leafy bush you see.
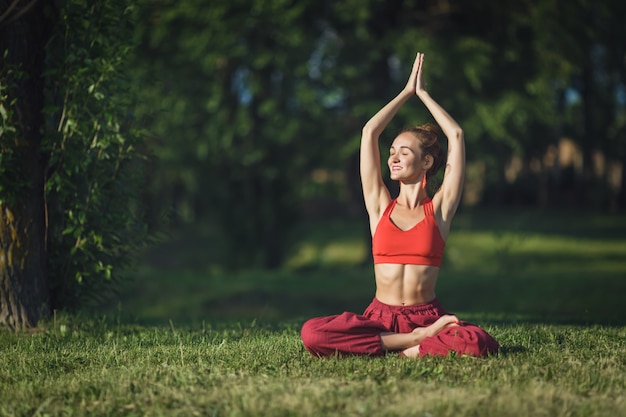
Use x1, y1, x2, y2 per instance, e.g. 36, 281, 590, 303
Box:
42, 1, 149, 309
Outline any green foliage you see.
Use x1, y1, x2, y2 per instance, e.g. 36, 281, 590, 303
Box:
132, 0, 334, 268
42, 0, 148, 309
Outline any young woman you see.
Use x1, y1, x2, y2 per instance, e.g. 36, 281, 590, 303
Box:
300, 53, 499, 358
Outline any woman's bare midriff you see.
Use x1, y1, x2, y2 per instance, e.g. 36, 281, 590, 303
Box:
374, 263, 439, 306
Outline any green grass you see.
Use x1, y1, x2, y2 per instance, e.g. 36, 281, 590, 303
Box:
1, 207, 626, 416
1, 319, 624, 416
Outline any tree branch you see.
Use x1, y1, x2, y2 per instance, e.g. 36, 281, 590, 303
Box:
0, 0, 38, 25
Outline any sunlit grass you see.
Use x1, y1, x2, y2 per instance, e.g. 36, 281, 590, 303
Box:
284, 239, 367, 269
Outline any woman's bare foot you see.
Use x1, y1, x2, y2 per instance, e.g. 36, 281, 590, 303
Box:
402, 315, 459, 358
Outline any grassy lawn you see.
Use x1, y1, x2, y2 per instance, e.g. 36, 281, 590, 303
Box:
1, 207, 625, 416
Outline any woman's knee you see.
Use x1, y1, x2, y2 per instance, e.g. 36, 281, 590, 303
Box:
419, 326, 499, 357
300, 318, 324, 354
457, 327, 500, 357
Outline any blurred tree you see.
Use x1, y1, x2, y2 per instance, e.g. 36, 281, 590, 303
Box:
0, 0, 146, 329
132, 0, 340, 268
508, 0, 626, 209
133, 0, 626, 274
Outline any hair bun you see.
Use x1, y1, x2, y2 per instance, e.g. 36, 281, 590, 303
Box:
417, 123, 439, 134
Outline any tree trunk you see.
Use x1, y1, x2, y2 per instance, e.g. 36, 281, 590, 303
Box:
0, 0, 50, 329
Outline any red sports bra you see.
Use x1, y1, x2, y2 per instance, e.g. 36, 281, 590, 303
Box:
372, 198, 446, 266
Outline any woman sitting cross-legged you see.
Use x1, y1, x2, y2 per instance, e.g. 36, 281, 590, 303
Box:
300, 53, 500, 358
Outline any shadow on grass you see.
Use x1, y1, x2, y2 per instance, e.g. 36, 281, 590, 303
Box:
436, 268, 626, 327
497, 345, 528, 356
101, 266, 374, 327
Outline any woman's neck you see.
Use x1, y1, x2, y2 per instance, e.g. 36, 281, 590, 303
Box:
396, 183, 428, 209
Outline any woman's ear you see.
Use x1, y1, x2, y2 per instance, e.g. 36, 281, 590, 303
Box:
423, 154, 434, 171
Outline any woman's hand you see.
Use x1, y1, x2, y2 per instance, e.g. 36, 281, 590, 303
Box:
404, 52, 427, 95
414, 52, 427, 95
403, 52, 420, 94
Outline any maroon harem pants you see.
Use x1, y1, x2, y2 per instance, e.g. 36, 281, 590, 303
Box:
301, 298, 499, 357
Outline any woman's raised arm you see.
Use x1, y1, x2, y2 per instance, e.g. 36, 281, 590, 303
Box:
413, 53, 465, 228
360, 55, 420, 230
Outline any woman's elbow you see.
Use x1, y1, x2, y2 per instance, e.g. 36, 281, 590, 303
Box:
453, 128, 464, 141
362, 123, 382, 139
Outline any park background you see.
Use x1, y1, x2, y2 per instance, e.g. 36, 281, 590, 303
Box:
1, 0, 625, 416
103, 0, 626, 325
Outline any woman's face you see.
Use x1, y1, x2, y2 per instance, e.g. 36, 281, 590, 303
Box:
388, 132, 425, 182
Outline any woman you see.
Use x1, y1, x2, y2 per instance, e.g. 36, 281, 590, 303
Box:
300, 53, 499, 358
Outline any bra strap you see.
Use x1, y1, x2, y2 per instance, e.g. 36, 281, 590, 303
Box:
423, 198, 433, 216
